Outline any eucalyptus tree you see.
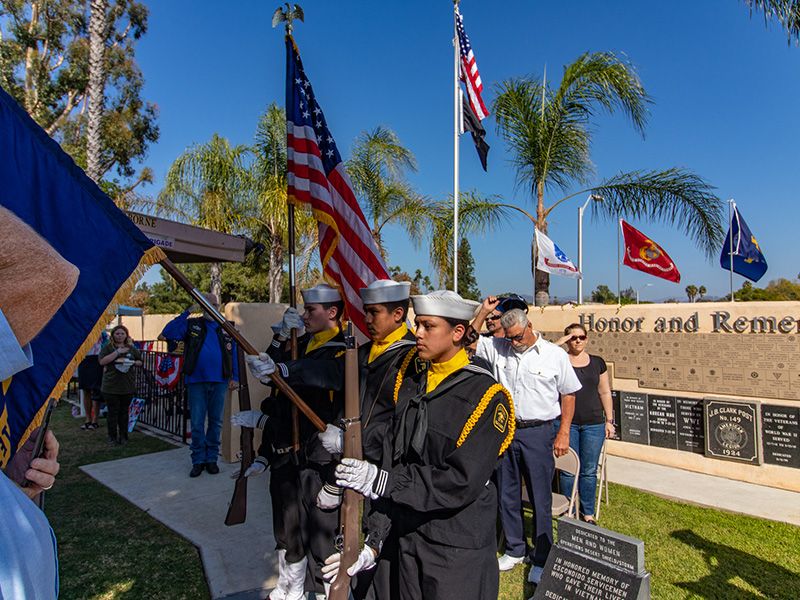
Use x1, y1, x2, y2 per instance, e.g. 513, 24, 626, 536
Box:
157, 134, 250, 299
426, 191, 510, 287
0, 0, 157, 194
493, 52, 723, 303
346, 126, 428, 260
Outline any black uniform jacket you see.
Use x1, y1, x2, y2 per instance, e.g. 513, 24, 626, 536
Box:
282, 328, 417, 464
368, 351, 515, 550
258, 330, 346, 467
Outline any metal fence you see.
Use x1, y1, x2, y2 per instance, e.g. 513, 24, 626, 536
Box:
134, 349, 188, 443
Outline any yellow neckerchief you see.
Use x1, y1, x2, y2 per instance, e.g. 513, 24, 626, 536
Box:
305, 325, 340, 355
426, 348, 469, 393
368, 323, 408, 364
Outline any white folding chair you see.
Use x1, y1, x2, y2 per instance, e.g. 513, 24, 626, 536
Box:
595, 440, 609, 519
552, 447, 580, 520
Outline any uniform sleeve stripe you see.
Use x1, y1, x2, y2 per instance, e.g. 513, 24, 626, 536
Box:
373, 468, 389, 497
278, 363, 289, 378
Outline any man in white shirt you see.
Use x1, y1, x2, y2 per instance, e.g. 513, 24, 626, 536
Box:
473, 297, 581, 586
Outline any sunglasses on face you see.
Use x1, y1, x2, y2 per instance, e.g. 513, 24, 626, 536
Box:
486, 315, 502, 322
569, 335, 588, 341
505, 331, 526, 342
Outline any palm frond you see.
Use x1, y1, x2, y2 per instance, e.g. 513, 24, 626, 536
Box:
745, 0, 800, 43
588, 168, 724, 258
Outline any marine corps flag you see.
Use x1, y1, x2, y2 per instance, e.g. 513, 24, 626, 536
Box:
621, 220, 681, 283
0, 85, 164, 466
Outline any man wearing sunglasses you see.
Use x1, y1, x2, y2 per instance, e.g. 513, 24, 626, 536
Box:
481, 294, 529, 339
472, 296, 581, 588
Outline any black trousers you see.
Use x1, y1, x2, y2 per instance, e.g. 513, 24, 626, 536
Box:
392, 531, 498, 600
269, 462, 303, 560
298, 465, 340, 594
104, 392, 132, 441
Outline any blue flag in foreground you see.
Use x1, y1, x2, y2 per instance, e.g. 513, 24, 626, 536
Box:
0, 85, 164, 466
719, 205, 767, 283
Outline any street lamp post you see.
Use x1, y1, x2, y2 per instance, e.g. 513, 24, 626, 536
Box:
577, 194, 604, 304
636, 283, 653, 304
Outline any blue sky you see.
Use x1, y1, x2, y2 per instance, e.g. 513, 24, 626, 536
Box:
136, 1, 800, 301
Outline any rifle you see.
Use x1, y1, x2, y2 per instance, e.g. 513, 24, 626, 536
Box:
329, 323, 363, 600
225, 344, 255, 526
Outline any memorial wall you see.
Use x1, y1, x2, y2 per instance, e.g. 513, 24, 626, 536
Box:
533, 301, 800, 492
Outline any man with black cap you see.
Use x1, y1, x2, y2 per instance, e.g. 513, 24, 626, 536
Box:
330, 290, 515, 600
483, 293, 529, 339
235, 283, 346, 600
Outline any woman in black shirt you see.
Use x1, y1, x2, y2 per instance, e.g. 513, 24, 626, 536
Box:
555, 323, 614, 523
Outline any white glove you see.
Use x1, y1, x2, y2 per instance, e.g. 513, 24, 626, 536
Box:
319, 423, 343, 454
231, 410, 268, 429
316, 483, 343, 510
246, 353, 277, 381
276, 307, 305, 339
244, 457, 268, 478
321, 546, 377, 582
335, 458, 379, 499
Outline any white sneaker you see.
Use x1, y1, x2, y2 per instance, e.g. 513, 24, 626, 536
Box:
497, 553, 525, 571
528, 565, 544, 584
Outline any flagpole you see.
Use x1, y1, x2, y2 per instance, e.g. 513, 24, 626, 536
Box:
617, 216, 622, 306
452, 0, 460, 293
729, 198, 735, 302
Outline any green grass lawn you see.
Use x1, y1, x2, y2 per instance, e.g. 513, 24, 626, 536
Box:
46, 401, 209, 600
498, 484, 800, 600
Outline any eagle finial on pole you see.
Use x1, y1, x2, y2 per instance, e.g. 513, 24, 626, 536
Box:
272, 3, 304, 34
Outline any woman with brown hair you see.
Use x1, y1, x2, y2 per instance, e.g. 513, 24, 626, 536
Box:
555, 323, 615, 523
98, 325, 142, 445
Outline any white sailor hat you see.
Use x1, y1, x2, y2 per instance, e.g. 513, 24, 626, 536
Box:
410, 290, 480, 321
359, 279, 411, 305
301, 283, 342, 304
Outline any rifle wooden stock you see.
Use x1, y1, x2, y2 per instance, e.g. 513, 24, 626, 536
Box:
225, 345, 255, 526
328, 329, 363, 600
159, 258, 325, 432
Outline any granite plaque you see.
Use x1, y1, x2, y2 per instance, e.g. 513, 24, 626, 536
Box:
620, 392, 649, 445
557, 518, 645, 575
675, 397, 705, 454
704, 399, 760, 464
647, 395, 678, 449
533, 519, 650, 600
761, 405, 800, 468
610, 390, 622, 441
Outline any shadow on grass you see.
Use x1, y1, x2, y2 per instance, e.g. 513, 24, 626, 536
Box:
671, 529, 800, 600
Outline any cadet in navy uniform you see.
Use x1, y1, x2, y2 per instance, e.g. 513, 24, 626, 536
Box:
332, 290, 515, 600
238, 283, 346, 600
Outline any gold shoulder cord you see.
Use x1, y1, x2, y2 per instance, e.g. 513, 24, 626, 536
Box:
393, 348, 418, 404
456, 384, 516, 456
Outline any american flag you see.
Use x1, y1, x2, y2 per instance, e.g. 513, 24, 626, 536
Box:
285, 37, 389, 335
456, 6, 489, 121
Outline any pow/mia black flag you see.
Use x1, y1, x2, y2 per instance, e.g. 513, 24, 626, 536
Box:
462, 94, 489, 171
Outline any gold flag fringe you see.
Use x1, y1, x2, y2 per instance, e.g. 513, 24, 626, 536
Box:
16, 246, 166, 453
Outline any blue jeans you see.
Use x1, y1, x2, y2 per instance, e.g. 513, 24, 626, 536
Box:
554, 420, 605, 518
187, 382, 228, 465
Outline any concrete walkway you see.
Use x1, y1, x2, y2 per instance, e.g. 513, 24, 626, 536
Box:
605, 455, 800, 526
81, 448, 277, 600
81, 449, 800, 599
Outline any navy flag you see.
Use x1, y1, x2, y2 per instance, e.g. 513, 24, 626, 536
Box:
719, 204, 767, 283
0, 85, 164, 466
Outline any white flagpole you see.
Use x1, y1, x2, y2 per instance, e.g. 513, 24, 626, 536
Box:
452, 2, 460, 293
729, 199, 735, 302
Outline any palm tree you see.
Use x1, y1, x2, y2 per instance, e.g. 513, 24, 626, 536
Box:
157, 134, 250, 299
744, 1, 800, 42
426, 191, 510, 287
346, 127, 427, 259
86, 0, 108, 184
698, 285, 707, 301
247, 103, 316, 302
686, 284, 698, 302
493, 52, 724, 304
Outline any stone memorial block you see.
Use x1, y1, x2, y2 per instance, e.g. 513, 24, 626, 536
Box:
620, 392, 649, 445
761, 405, 800, 468
610, 391, 622, 441
534, 518, 650, 600
676, 397, 705, 454
704, 399, 760, 464
647, 395, 678, 449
